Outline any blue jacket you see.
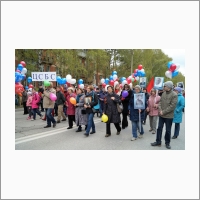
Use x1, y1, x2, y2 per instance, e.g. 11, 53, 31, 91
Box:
173, 93, 185, 123
128, 92, 147, 122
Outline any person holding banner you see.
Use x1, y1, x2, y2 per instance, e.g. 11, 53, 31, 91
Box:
42, 82, 57, 128
128, 85, 147, 141
151, 81, 177, 149
146, 89, 161, 134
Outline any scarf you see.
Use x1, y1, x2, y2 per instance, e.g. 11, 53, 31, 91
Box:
76, 93, 83, 103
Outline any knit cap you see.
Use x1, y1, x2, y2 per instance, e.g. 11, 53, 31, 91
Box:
174, 87, 182, 93
164, 81, 173, 89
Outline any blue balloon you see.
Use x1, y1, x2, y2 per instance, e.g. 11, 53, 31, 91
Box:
25, 86, 29, 90
109, 75, 113, 80
61, 78, 66, 84
137, 70, 142, 76
15, 73, 22, 82
105, 78, 109, 85
78, 79, 83, 84
27, 77, 32, 83
167, 61, 173, 69
121, 77, 126, 82
112, 71, 117, 76
172, 70, 179, 78
17, 64, 23, 71
21, 74, 25, 80
56, 76, 61, 81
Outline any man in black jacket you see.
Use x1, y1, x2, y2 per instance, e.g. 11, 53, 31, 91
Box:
56, 86, 67, 123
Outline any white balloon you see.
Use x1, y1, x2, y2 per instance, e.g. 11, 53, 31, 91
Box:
66, 74, 72, 81
129, 83, 133, 89
135, 77, 139, 81
21, 68, 27, 74
122, 80, 127, 86
176, 64, 180, 71
79, 84, 84, 89
141, 69, 145, 72
101, 78, 105, 84
165, 71, 172, 79
69, 79, 76, 84
113, 74, 118, 81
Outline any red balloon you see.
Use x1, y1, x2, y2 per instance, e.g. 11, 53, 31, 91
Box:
20, 61, 26, 67
102, 83, 106, 88
127, 79, 131, 84
109, 80, 114, 86
67, 82, 71, 87
138, 65, 143, 70
134, 69, 138, 73
29, 84, 34, 88
170, 64, 176, 72
16, 70, 21, 73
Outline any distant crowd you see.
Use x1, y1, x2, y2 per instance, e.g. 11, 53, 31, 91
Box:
17, 81, 185, 149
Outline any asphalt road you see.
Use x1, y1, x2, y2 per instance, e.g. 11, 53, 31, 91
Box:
15, 108, 185, 150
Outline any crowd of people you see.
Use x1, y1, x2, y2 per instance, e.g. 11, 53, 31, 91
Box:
20, 80, 185, 149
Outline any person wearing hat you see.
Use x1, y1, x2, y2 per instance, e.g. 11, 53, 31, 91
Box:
121, 84, 132, 129
75, 88, 88, 132
103, 85, 122, 137
42, 82, 57, 128
172, 87, 185, 139
66, 87, 77, 129
151, 81, 178, 149
129, 85, 147, 141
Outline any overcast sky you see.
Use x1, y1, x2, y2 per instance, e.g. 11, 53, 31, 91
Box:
162, 49, 185, 75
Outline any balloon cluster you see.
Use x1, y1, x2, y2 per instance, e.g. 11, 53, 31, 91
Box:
100, 71, 119, 89
56, 74, 77, 88
165, 62, 180, 79
132, 64, 146, 81
15, 61, 28, 96
77, 79, 84, 89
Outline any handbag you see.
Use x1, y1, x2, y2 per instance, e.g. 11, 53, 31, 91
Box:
92, 92, 100, 113
117, 103, 123, 113
81, 109, 86, 114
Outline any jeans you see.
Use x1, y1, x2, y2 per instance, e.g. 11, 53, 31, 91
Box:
131, 121, 144, 138
86, 113, 95, 134
32, 108, 42, 120
27, 106, 32, 118
156, 116, 173, 144
174, 123, 180, 137
45, 108, 56, 126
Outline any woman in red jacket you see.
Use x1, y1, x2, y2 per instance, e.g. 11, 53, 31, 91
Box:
66, 87, 77, 129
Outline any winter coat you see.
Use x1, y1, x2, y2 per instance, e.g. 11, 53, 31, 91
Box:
158, 90, 178, 119
99, 91, 107, 110
22, 91, 28, 102
42, 88, 56, 109
32, 92, 40, 109
129, 92, 147, 122
103, 92, 121, 124
173, 93, 185, 123
66, 93, 76, 115
84, 91, 98, 114
26, 96, 32, 107
56, 91, 66, 106
147, 95, 161, 116
121, 89, 132, 114
75, 94, 88, 126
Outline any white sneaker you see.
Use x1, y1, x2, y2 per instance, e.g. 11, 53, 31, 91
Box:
31, 119, 35, 121
131, 137, 137, 141
138, 134, 143, 138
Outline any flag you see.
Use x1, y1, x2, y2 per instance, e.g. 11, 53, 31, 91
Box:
146, 77, 154, 93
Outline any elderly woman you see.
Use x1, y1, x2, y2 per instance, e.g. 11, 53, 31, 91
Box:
83, 85, 98, 137
103, 85, 122, 137
147, 89, 161, 134
172, 87, 185, 139
129, 85, 147, 141
66, 87, 77, 129
75, 88, 88, 132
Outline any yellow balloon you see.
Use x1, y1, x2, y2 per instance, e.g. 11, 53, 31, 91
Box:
101, 114, 108, 123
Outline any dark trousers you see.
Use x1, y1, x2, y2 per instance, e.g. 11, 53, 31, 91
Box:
40, 100, 44, 111
68, 115, 75, 128
122, 113, 128, 128
156, 116, 173, 145
143, 111, 148, 123
174, 123, 180, 137
182, 108, 184, 113
106, 123, 121, 135
23, 102, 28, 114
54, 103, 58, 116
32, 108, 42, 120
27, 106, 32, 118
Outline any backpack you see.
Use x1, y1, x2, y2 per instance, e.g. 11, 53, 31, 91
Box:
92, 92, 100, 112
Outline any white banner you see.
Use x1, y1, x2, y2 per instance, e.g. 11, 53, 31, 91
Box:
31, 72, 57, 81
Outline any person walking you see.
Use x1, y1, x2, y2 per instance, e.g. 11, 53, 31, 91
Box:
26, 92, 33, 120
42, 82, 57, 128
66, 87, 76, 129
31, 88, 43, 121
83, 85, 98, 137
142, 88, 150, 125
129, 85, 147, 141
38, 85, 44, 112
121, 84, 132, 129
75, 88, 88, 132
146, 89, 161, 134
151, 81, 178, 149
56, 86, 67, 123
172, 87, 185, 139
103, 85, 122, 137
22, 89, 28, 115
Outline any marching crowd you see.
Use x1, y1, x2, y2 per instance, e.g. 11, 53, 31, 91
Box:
20, 80, 185, 149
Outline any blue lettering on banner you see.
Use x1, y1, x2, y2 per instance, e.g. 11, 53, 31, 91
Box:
38, 74, 43, 80
45, 74, 49, 80
32, 74, 38, 80
51, 74, 55, 80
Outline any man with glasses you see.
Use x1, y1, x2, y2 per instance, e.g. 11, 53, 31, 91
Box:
151, 81, 177, 149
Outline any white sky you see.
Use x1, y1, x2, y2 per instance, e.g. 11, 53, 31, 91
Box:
162, 49, 185, 75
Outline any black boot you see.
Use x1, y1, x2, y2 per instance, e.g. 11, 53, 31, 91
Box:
76, 126, 82, 132
166, 144, 171, 149
151, 142, 161, 146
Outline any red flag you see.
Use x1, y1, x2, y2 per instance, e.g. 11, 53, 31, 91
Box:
146, 77, 154, 93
